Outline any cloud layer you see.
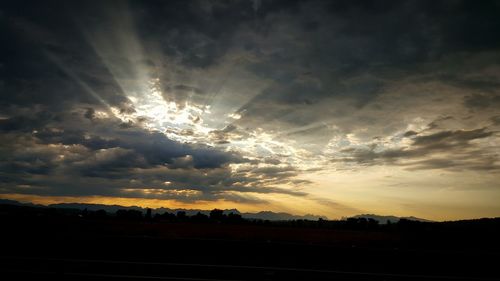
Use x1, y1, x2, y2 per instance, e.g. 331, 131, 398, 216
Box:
1, 0, 500, 219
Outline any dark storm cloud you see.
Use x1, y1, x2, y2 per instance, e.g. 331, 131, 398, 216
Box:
208, 0, 500, 140
404, 156, 500, 172
440, 74, 500, 93
2, 109, 243, 169
412, 128, 493, 147
248, 166, 300, 179
0, 105, 277, 200
425, 116, 454, 131
0, 110, 60, 132
5, 0, 498, 123
491, 116, 500, 126
1, 0, 500, 205
337, 127, 499, 171
403, 131, 419, 137
0, 129, 308, 201
0, 105, 308, 202
464, 94, 500, 110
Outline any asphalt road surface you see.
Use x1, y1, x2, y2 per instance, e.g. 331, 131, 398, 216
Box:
2, 255, 499, 281
1, 235, 499, 281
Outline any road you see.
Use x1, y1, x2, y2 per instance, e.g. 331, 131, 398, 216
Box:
1, 235, 499, 281
2, 255, 498, 281
1, 218, 499, 281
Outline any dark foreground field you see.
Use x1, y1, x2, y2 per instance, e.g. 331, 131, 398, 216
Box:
1, 205, 499, 280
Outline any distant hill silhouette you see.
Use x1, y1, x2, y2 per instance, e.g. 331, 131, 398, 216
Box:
0, 200, 327, 221
243, 211, 326, 221
350, 214, 432, 224
0, 200, 434, 222
0, 199, 45, 208
49, 203, 144, 213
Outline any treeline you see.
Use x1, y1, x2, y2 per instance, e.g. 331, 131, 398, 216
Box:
0, 204, 397, 229
0, 204, 246, 224
1, 203, 500, 232
114, 208, 245, 224
74, 209, 429, 230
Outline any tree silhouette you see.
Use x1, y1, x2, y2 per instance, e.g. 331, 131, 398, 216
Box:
176, 211, 187, 221
227, 212, 243, 223
116, 209, 143, 220
209, 209, 225, 222
191, 212, 209, 222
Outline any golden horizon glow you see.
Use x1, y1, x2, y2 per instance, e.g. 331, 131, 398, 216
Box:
2, 192, 499, 221
0, 193, 267, 213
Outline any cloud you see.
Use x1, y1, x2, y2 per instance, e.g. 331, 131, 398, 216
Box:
2, 0, 500, 218
0, 108, 308, 203
412, 128, 493, 147
336, 127, 499, 171
464, 94, 500, 110
491, 116, 500, 125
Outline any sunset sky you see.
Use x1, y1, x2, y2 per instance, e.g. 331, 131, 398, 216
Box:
1, 0, 500, 220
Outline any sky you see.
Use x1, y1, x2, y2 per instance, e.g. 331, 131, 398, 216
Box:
1, 0, 500, 220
